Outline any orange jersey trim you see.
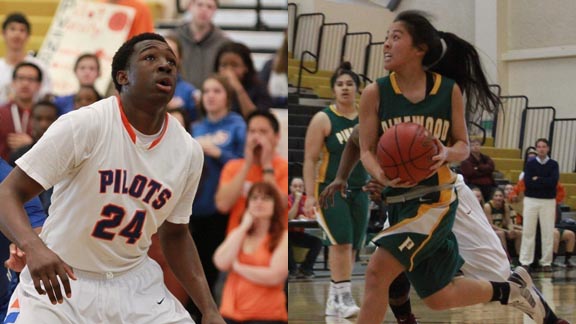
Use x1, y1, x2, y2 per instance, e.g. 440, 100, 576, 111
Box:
116, 96, 170, 150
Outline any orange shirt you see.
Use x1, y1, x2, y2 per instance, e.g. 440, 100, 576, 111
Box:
219, 156, 288, 233
219, 234, 288, 321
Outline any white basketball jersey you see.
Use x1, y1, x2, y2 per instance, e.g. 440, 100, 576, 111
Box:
17, 96, 203, 273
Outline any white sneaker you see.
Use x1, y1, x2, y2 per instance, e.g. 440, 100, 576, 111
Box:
325, 294, 341, 317
325, 292, 360, 318
339, 291, 360, 318
507, 266, 545, 324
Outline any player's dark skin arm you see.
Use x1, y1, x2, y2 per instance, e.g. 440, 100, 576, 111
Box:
0, 167, 76, 305
159, 222, 224, 323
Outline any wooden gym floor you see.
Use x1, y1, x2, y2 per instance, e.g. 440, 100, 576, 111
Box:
288, 268, 576, 323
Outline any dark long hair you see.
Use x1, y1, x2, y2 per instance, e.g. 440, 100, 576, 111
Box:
394, 10, 500, 120
244, 182, 286, 251
214, 41, 258, 88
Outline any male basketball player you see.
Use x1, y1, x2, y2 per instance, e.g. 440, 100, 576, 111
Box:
0, 33, 224, 323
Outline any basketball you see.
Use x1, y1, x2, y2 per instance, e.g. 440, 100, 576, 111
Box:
376, 122, 439, 183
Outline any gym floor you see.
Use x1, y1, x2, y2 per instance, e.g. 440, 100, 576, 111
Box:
288, 263, 576, 323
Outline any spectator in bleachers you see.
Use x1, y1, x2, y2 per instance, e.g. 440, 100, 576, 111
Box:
214, 41, 273, 118
288, 177, 322, 279
0, 62, 43, 160
174, 0, 229, 88
483, 188, 522, 258
460, 138, 496, 202
8, 100, 58, 167
259, 31, 288, 108
103, 0, 155, 40
215, 110, 288, 234
0, 13, 52, 106
164, 35, 199, 123
189, 74, 246, 303
73, 85, 102, 110
519, 138, 559, 272
213, 182, 288, 324
504, 183, 523, 221
8, 101, 58, 215
53, 54, 101, 115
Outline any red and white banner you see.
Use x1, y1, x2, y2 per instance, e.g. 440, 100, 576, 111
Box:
37, 0, 135, 96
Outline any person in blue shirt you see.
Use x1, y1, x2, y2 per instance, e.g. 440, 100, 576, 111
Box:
519, 138, 560, 272
0, 158, 46, 320
188, 74, 246, 317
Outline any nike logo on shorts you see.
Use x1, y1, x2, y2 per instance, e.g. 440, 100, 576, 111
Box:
157, 297, 165, 305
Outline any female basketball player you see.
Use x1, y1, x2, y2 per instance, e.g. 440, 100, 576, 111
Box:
356, 11, 549, 323
320, 124, 570, 324
303, 62, 369, 318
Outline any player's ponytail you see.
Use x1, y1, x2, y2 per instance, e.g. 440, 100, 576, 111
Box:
430, 31, 500, 119
330, 61, 360, 91
394, 10, 500, 119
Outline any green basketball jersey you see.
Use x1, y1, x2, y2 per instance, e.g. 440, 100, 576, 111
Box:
316, 105, 368, 189
377, 72, 454, 145
376, 72, 457, 196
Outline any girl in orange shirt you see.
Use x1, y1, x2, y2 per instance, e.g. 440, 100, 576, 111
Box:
213, 182, 288, 323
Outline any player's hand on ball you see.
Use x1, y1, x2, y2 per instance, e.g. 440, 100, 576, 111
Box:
26, 243, 76, 305
319, 178, 347, 208
430, 138, 448, 170
376, 169, 415, 188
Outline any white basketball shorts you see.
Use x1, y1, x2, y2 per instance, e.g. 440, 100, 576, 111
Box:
453, 174, 510, 282
4, 257, 194, 324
